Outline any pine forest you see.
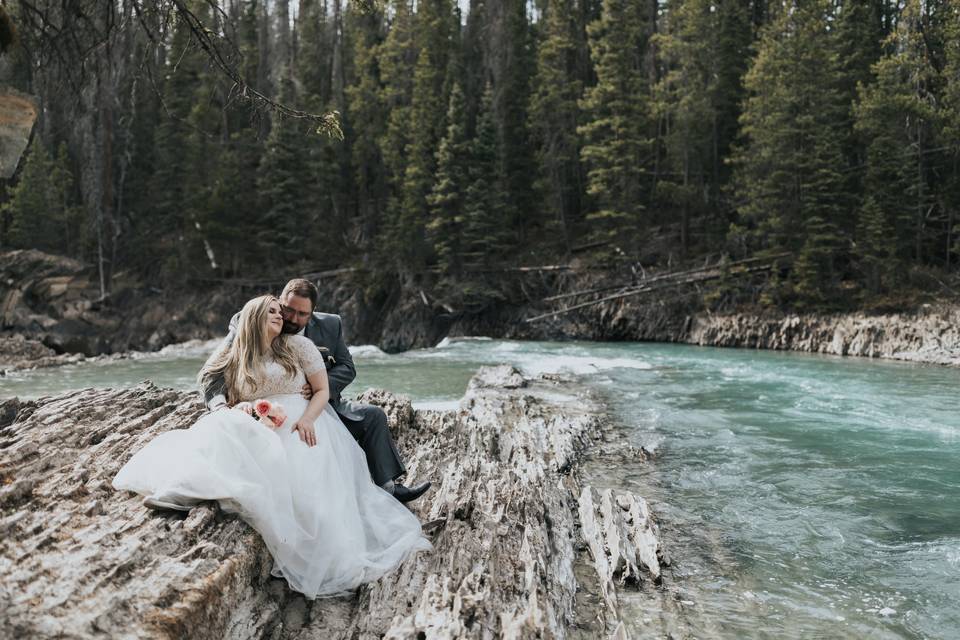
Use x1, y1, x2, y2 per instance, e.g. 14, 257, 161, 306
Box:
2, 0, 960, 313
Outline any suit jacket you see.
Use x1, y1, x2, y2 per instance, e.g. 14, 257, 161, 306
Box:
202, 311, 363, 421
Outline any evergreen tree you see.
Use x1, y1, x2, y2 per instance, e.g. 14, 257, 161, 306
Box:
854, 0, 944, 272
491, 0, 538, 247
394, 0, 456, 269
427, 82, 470, 277
834, 0, 891, 234
297, 0, 333, 101
211, 0, 268, 274
257, 75, 320, 268
730, 0, 850, 306
577, 0, 654, 255
457, 83, 511, 309
376, 0, 418, 258
462, 83, 510, 272
345, 5, 388, 251
940, 4, 960, 265
148, 4, 222, 280
711, 0, 753, 189
529, 0, 582, 255
1, 141, 82, 255
653, 0, 726, 253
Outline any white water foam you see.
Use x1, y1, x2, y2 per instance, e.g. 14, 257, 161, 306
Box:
349, 344, 387, 357
512, 354, 653, 377
434, 336, 493, 349
126, 338, 222, 360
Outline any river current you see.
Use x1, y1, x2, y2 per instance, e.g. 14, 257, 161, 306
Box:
2, 338, 957, 638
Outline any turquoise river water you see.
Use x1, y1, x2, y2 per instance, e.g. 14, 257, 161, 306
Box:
1, 338, 957, 638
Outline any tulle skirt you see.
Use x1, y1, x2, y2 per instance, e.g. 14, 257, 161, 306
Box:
112, 394, 431, 598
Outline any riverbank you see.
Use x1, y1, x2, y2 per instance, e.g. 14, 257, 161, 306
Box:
0, 365, 664, 638
3, 248, 957, 369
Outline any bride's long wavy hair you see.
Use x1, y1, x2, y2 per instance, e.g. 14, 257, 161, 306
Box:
198, 295, 300, 403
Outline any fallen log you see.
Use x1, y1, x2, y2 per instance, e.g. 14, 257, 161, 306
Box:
525, 255, 791, 323
0, 366, 664, 639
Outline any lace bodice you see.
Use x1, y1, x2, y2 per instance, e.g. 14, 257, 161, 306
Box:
234, 335, 327, 401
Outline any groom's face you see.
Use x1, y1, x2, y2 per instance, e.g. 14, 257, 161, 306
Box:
280, 294, 313, 334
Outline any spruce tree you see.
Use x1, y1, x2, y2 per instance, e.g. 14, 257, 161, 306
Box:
653, 0, 723, 253
491, 0, 538, 246
257, 75, 319, 268
854, 0, 944, 271
458, 83, 510, 309
394, 0, 455, 269
427, 82, 470, 277
297, 0, 333, 102
345, 5, 388, 251
940, 4, 960, 265
462, 83, 510, 272
529, 0, 582, 255
730, 0, 850, 306
149, 4, 221, 280
376, 0, 418, 261
2, 141, 82, 255
577, 0, 653, 256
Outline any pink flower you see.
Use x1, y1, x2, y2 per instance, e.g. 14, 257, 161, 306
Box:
254, 399, 272, 417
252, 399, 287, 428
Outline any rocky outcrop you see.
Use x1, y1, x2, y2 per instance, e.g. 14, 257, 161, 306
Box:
0, 366, 663, 639
685, 305, 960, 365
0, 88, 38, 180
0, 250, 244, 359
0, 249, 114, 356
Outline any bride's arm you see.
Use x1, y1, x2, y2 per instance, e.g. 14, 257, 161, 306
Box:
291, 371, 328, 447
299, 368, 330, 423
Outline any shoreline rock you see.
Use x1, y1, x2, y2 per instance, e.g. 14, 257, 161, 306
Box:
0, 366, 663, 638
684, 306, 960, 365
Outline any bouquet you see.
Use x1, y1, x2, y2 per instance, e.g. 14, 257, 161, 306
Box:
253, 399, 288, 428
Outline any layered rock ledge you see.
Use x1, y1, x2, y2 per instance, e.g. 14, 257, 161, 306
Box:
518, 297, 960, 367
0, 365, 663, 639
682, 305, 960, 365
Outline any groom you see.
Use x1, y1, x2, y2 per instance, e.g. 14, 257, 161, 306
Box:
202, 278, 431, 504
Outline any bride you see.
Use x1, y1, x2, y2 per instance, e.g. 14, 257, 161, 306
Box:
113, 295, 431, 598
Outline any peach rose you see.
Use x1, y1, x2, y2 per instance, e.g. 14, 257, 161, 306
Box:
253, 399, 287, 428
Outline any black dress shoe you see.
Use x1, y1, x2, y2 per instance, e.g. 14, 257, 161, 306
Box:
392, 481, 431, 503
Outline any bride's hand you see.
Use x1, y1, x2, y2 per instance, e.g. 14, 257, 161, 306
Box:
233, 401, 254, 416
292, 418, 317, 447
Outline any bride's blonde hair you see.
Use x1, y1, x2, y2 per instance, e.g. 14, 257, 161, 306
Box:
199, 295, 299, 403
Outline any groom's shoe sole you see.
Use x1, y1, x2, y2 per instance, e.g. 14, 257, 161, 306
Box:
393, 481, 431, 504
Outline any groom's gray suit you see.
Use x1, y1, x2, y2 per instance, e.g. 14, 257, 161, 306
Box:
202, 311, 406, 486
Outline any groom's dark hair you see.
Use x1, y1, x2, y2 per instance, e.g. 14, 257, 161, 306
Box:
281, 278, 319, 309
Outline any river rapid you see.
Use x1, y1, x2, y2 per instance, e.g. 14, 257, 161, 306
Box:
2, 338, 957, 638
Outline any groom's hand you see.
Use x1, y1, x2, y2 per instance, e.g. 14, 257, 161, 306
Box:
301, 383, 314, 400
292, 418, 317, 447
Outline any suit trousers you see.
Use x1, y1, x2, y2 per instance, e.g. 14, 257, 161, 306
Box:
335, 402, 406, 486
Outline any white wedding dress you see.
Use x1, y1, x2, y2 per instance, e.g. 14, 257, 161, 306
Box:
112, 335, 430, 598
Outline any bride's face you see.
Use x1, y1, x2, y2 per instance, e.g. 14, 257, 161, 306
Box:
265, 300, 284, 338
